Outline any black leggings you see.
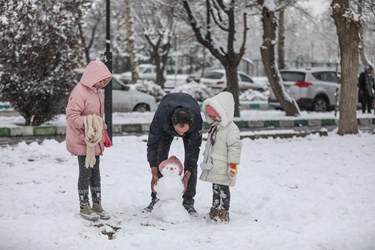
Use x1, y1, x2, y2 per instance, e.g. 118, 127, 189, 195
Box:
77, 155, 101, 205
212, 183, 231, 210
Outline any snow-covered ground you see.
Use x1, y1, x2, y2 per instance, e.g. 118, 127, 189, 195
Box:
0, 129, 374, 250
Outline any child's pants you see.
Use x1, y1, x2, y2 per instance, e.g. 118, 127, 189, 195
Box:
212, 183, 231, 210
77, 155, 101, 206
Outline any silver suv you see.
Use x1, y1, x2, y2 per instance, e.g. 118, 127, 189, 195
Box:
269, 68, 340, 112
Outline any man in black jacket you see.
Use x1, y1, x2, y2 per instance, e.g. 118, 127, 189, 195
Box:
358, 65, 375, 114
144, 93, 203, 216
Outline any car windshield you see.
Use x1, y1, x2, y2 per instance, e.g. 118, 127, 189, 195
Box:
112, 78, 129, 91
203, 71, 224, 79
280, 72, 305, 82
239, 73, 254, 83
312, 72, 339, 83
138, 65, 154, 73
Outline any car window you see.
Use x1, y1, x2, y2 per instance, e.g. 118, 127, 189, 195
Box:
202, 71, 224, 79
280, 72, 305, 82
239, 73, 254, 83
312, 72, 339, 83
112, 78, 129, 91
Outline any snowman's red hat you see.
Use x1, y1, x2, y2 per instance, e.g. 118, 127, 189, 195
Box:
159, 155, 183, 175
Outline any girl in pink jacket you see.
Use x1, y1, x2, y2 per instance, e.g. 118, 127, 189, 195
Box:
66, 60, 112, 221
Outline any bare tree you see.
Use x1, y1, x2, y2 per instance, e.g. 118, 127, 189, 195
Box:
77, 0, 103, 65
124, 0, 139, 83
133, 0, 175, 87
331, 0, 360, 135
182, 0, 248, 117
257, 0, 300, 116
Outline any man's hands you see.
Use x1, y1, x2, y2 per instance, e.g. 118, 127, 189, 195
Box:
150, 166, 159, 193
182, 170, 191, 192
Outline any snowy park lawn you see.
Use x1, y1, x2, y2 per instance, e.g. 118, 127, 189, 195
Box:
0, 131, 375, 250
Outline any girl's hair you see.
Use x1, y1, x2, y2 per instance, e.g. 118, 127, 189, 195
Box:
171, 107, 193, 126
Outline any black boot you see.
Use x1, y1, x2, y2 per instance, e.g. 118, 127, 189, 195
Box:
143, 198, 159, 213
183, 200, 199, 217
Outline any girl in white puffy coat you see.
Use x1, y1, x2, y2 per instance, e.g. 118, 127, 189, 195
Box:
200, 91, 242, 222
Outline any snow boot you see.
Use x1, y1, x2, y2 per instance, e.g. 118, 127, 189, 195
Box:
209, 207, 220, 221
183, 203, 199, 217
143, 198, 159, 213
92, 202, 110, 220
218, 209, 230, 223
80, 204, 100, 221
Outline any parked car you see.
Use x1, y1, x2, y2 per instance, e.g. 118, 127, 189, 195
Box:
120, 64, 158, 83
268, 68, 340, 112
199, 69, 268, 94
75, 70, 157, 112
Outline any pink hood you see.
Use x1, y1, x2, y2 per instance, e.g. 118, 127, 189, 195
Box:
79, 60, 112, 88
65, 61, 112, 156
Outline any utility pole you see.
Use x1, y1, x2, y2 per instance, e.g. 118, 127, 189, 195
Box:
104, 0, 113, 141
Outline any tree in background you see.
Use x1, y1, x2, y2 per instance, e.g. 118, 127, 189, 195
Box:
124, 0, 139, 83
0, 0, 82, 126
182, 0, 248, 117
133, 0, 175, 87
331, 0, 360, 135
77, 0, 103, 65
277, 4, 287, 70
257, 0, 300, 116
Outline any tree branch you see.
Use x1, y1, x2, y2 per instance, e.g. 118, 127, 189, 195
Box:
209, 0, 229, 31
236, 12, 248, 64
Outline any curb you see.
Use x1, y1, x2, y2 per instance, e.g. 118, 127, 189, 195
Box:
1, 117, 374, 138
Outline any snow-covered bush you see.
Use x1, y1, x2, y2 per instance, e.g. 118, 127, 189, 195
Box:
0, 1, 85, 126
134, 80, 167, 102
134, 79, 212, 103
239, 89, 269, 102
170, 81, 212, 102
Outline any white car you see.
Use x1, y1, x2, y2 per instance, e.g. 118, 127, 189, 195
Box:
120, 64, 158, 83
75, 70, 157, 112
268, 68, 340, 112
111, 76, 157, 112
199, 69, 268, 94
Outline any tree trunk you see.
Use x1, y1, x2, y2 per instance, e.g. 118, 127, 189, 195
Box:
331, 0, 360, 135
260, 3, 300, 116
124, 0, 138, 83
150, 44, 168, 87
225, 64, 240, 117
277, 8, 286, 70
200, 47, 206, 78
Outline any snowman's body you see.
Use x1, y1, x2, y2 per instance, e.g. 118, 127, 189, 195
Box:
153, 163, 190, 223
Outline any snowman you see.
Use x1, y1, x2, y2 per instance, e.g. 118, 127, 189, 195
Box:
152, 155, 191, 223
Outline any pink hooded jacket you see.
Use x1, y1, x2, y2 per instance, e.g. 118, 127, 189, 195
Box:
66, 60, 112, 156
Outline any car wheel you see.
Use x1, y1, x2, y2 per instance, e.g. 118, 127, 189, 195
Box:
133, 103, 149, 112
313, 97, 328, 112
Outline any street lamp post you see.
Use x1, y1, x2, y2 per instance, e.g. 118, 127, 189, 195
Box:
104, 0, 113, 141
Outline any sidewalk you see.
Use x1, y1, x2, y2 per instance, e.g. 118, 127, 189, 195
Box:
0, 110, 374, 139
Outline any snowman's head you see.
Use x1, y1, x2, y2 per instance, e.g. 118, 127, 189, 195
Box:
158, 155, 183, 176
161, 163, 180, 177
